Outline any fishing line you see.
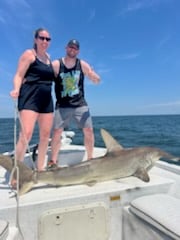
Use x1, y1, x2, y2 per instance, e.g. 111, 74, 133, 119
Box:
9, 99, 25, 240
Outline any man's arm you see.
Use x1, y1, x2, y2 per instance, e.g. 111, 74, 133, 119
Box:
80, 60, 100, 84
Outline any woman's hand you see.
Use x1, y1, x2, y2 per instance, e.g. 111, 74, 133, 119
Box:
10, 89, 19, 99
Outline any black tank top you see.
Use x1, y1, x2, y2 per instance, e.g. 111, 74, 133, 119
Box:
18, 56, 54, 113
24, 57, 54, 84
55, 58, 87, 107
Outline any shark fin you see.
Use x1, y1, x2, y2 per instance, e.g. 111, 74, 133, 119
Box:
100, 128, 124, 152
19, 181, 35, 195
133, 167, 150, 182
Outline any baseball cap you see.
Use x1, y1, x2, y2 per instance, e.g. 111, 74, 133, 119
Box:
67, 39, 80, 49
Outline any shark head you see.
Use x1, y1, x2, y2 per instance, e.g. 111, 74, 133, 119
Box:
100, 128, 180, 182
0, 155, 36, 195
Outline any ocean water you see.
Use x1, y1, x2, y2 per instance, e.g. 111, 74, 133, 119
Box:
1, 115, 180, 160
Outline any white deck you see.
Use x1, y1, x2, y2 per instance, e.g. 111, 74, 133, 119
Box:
0, 145, 180, 240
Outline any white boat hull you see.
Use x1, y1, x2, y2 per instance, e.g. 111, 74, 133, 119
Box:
0, 144, 180, 240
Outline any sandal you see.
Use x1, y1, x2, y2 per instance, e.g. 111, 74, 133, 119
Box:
47, 160, 58, 170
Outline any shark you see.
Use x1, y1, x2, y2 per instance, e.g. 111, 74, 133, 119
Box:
0, 128, 179, 195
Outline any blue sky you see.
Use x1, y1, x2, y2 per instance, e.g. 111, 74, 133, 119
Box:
1, 0, 180, 117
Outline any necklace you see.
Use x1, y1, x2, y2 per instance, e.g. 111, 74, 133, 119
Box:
36, 53, 50, 64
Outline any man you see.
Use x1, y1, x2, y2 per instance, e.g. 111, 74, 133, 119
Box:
49, 39, 100, 168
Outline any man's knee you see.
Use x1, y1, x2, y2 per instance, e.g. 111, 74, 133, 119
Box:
53, 128, 63, 139
83, 128, 94, 139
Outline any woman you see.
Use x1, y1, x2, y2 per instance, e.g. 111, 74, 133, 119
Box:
10, 28, 55, 171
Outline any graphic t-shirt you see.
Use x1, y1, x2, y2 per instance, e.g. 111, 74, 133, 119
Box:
55, 58, 87, 107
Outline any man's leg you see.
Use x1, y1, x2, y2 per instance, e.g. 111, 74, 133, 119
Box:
50, 107, 69, 166
83, 128, 94, 160
74, 106, 94, 160
50, 128, 63, 164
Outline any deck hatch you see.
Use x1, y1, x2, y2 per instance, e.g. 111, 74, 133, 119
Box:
38, 202, 109, 240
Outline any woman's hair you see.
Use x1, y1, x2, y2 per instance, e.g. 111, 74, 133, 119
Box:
33, 28, 49, 50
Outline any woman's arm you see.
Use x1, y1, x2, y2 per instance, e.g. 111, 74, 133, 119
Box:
10, 49, 35, 98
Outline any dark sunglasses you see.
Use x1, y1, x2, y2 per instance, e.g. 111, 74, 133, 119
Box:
38, 36, 51, 42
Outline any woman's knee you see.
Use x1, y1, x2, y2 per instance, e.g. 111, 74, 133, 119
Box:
19, 131, 32, 143
39, 129, 51, 141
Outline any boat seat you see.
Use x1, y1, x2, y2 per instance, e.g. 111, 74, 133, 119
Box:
129, 194, 180, 240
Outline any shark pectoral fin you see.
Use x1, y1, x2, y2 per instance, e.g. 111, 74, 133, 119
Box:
19, 181, 34, 195
133, 168, 150, 182
86, 180, 97, 186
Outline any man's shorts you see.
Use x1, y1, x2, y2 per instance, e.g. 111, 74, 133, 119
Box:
53, 106, 93, 129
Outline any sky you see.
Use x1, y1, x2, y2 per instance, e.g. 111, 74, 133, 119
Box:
1, 0, 180, 117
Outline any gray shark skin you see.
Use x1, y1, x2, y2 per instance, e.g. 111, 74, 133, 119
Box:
0, 128, 179, 195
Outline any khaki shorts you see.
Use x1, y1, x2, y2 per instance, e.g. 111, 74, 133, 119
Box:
53, 106, 93, 129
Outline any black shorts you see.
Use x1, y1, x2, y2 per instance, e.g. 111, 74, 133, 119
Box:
18, 82, 53, 113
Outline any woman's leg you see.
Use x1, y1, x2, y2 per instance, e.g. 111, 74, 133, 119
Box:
16, 110, 38, 161
37, 113, 53, 171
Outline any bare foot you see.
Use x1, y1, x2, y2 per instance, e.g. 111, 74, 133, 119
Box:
10, 178, 17, 189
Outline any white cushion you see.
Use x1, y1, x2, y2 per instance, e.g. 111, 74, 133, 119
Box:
130, 194, 180, 240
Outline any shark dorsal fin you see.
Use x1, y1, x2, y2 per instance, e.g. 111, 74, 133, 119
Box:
100, 128, 124, 153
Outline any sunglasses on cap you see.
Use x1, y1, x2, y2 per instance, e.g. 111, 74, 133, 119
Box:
38, 36, 51, 42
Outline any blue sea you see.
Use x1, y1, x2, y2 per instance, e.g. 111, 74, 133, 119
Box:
1, 115, 180, 161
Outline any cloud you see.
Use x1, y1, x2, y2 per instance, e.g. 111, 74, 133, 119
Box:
137, 100, 180, 115
88, 9, 96, 22
98, 68, 111, 74
157, 35, 171, 49
0, 0, 32, 27
0, 14, 6, 24
125, 0, 149, 12
120, 0, 172, 15
5, 0, 31, 9
112, 53, 140, 60
143, 101, 180, 108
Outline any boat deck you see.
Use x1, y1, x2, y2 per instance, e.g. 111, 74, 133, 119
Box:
0, 145, 179, 240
